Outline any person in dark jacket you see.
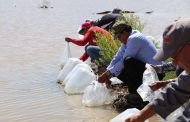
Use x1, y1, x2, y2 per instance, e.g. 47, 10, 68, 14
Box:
79, 8, 125, 35
93, 8, 125, 31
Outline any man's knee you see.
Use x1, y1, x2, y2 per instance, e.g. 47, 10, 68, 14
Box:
86, 46, 93, 54
85, 45, 90, 51
86, 46, 100, 60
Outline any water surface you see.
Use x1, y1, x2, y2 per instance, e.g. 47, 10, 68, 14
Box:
0, 0, 189, 121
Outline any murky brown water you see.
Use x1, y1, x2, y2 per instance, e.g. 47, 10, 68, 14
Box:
0, 0, 189, 121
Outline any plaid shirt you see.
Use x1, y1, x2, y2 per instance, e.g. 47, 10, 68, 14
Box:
153, 62, 176, 74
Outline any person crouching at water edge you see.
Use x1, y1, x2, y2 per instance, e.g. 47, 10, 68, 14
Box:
65, 21, 115, 62
97, 23, 164, 109
92, 8, 125, 31
125, 18, 190, 122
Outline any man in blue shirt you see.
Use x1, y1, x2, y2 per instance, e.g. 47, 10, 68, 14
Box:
98, 23, 162, 94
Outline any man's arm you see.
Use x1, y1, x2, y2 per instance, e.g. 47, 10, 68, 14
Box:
152, 62, 176, 74
98, 70, 112, 83
65, 29, 94, 46
149, 71, 190, 119
108, 35, 143, 76
107, 44, 124, 69
125, 105, 156, 122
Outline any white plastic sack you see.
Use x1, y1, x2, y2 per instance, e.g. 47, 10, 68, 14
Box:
82, 80, 112, 107
137, 64, 159, 102
110, 108, 149, 122
64, 64, 96, 94
63, 63, 93, 86
60, 42, 72, 69
110, 77, 123, 84
57, 58, 83, 84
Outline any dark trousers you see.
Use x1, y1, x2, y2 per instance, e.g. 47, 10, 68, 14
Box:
117, 57, 146, 94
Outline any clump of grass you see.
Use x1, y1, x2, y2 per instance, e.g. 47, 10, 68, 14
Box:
94, 32, 120, 67
163, 71, 176, 80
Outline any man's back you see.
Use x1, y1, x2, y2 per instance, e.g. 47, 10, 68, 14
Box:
126, 30, 161, 65
94, 13, 124, 30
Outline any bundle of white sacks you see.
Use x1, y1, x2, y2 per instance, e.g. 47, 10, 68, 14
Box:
57, 58, 154, 121
57, 58, 112, 106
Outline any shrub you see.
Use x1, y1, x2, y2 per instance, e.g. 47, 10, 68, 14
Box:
163, 71, 176, 80
94, 32, 120, 67
116, 13, 145, 32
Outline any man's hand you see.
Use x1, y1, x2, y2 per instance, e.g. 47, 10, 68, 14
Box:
98, 70, 110, 83
65, 37, 71, 42
149, 81, 169, 91
125, 105, 156, 122
125, 113, 144, 122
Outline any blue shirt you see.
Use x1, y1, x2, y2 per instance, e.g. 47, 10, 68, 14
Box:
107, 30, 162, 76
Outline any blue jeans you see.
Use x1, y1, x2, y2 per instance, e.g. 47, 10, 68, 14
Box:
85, 45, 100, 61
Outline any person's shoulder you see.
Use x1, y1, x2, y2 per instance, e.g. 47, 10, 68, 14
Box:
89, 26, 101, 30
88, 26, 98, 33
129, 30, 142, 39
109, 13, 123, 18
91, 26, 108, 32
102, 13, 122, 18
129, 30, 148, 43
88, 26, 109, 36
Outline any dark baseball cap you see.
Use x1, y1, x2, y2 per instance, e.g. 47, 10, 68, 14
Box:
154, 18, 190, 61
112, 8, 122, 14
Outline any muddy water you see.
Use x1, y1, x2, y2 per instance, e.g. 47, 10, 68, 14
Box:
0, 0, 189, 121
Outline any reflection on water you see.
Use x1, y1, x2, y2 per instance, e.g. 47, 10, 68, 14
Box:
0, 0, 189, 121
